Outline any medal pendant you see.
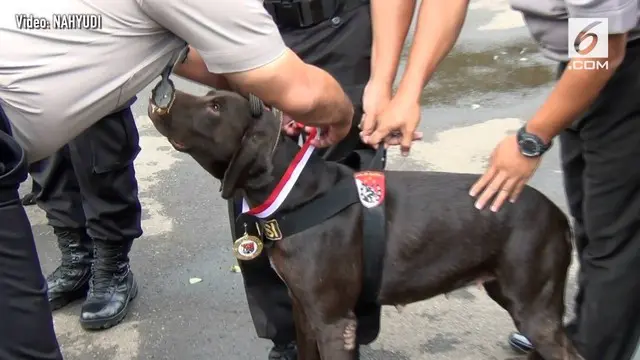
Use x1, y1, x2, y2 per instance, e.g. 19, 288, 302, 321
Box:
233, 229, 264, 261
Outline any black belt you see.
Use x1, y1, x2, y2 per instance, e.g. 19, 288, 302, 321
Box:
265, 0, 368, 28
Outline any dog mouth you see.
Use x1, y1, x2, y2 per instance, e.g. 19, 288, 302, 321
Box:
168, 138, 189, 152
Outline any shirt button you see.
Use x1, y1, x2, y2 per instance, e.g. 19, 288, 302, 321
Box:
331, 16, 342, 27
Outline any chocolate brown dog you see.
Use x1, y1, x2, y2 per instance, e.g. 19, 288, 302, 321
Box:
148, 89, 584, 360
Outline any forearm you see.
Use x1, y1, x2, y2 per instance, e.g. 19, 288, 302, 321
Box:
174, 46, 231, 90
395, 0, 470, 101
223, 49, 353, 128
281, 65, 354, 128
175, 46, 352, 128
369, 0, 416, 87
526, 34, 627, 142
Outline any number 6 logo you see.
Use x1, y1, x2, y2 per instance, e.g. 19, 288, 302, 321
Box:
574, 20, 602, 55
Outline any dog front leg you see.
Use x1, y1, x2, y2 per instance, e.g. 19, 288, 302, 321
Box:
315, 310, 358, 360
291, 295, 320, 360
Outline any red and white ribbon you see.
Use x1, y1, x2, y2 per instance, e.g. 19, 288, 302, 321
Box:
241, 127, 318, 218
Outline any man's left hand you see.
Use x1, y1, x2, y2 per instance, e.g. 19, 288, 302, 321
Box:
469, 134, 542, 212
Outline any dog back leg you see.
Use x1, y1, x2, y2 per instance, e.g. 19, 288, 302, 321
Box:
291, 294, 321, 360
314, 310, 359, 360
498, 222, 584, 360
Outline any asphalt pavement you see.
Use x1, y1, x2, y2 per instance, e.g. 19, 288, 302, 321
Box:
21, 1, 582, 359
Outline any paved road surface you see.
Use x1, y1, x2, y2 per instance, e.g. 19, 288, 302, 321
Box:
22, 1, 581, 359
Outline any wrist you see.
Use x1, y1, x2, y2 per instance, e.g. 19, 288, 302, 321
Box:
367, 74, 395, 91
524, 119, 556, 145
394, 82, 423, 105
517, 125, 553, 158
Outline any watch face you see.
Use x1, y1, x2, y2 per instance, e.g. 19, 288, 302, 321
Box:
151, 79, 175, 108
519, 138, 541, 157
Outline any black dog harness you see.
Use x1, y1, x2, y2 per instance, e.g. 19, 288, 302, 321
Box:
236, 96, 388, 304
147, 50, 388, 304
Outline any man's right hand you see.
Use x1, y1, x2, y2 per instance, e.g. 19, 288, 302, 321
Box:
360, 96, 422, 155
282, 108, 353, 148
221, 49, 354, 148
312, 102, 353, 148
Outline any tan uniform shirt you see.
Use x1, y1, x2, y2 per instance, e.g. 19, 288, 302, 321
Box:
509, 0, 640, 62
0, 0, 287, 162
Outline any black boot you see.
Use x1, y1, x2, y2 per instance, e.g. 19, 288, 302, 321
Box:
21, 191, 37, 206
46, 227, 93, 310
80, 239, 138, 330
269, 341, 297, 360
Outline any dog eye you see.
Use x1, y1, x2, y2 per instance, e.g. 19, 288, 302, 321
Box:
211, 102, 220, 111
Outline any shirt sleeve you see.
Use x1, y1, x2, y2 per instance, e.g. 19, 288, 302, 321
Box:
137, 0, 287, 74
565, 0, 638, 34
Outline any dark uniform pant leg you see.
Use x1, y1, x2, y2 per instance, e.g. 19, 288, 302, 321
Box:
34, 106, 142, 242
0, 110, 63, 360
33, 147, 87, 231
558, 44, 640, 360
68, 107, 142, 242
228, 197, 296, 344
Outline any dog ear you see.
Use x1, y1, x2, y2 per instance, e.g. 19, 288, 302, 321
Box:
220, 117, 275, 200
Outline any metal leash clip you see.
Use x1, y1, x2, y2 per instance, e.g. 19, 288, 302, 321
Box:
149, 45, 190, 117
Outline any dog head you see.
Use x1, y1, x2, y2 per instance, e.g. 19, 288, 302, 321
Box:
148, 89, 280, 199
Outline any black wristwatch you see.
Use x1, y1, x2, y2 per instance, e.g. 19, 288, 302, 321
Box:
516, 126, 552, 157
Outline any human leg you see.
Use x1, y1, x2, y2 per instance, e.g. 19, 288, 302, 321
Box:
509, 44, 640, 360
32, 147, 94, 310
0, 114, 63, 360
66, 104, 142, 330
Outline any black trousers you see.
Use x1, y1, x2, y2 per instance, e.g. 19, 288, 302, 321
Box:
558, 41, 640, 360
0, 107, 63, 359
31, 104, 143, 243
27, 161, 44, 195
231, 3, 382, 346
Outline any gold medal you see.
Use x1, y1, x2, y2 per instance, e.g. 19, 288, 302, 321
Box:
233, 224, 264, 261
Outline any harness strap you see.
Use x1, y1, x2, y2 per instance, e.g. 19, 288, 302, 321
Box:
358, 147, 386, 302
237, 175, 361, 240
237, 146, 388, 303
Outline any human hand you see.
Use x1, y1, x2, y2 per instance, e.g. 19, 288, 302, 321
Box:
360, 95, 423, 155
312, 118, 352, 148
281, 116, 316, 141
310, 104, 353, 148
281, 111, 352, 148
281, 114, 305, 137
360, 80, 393, 135
469, 135, 542, 212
